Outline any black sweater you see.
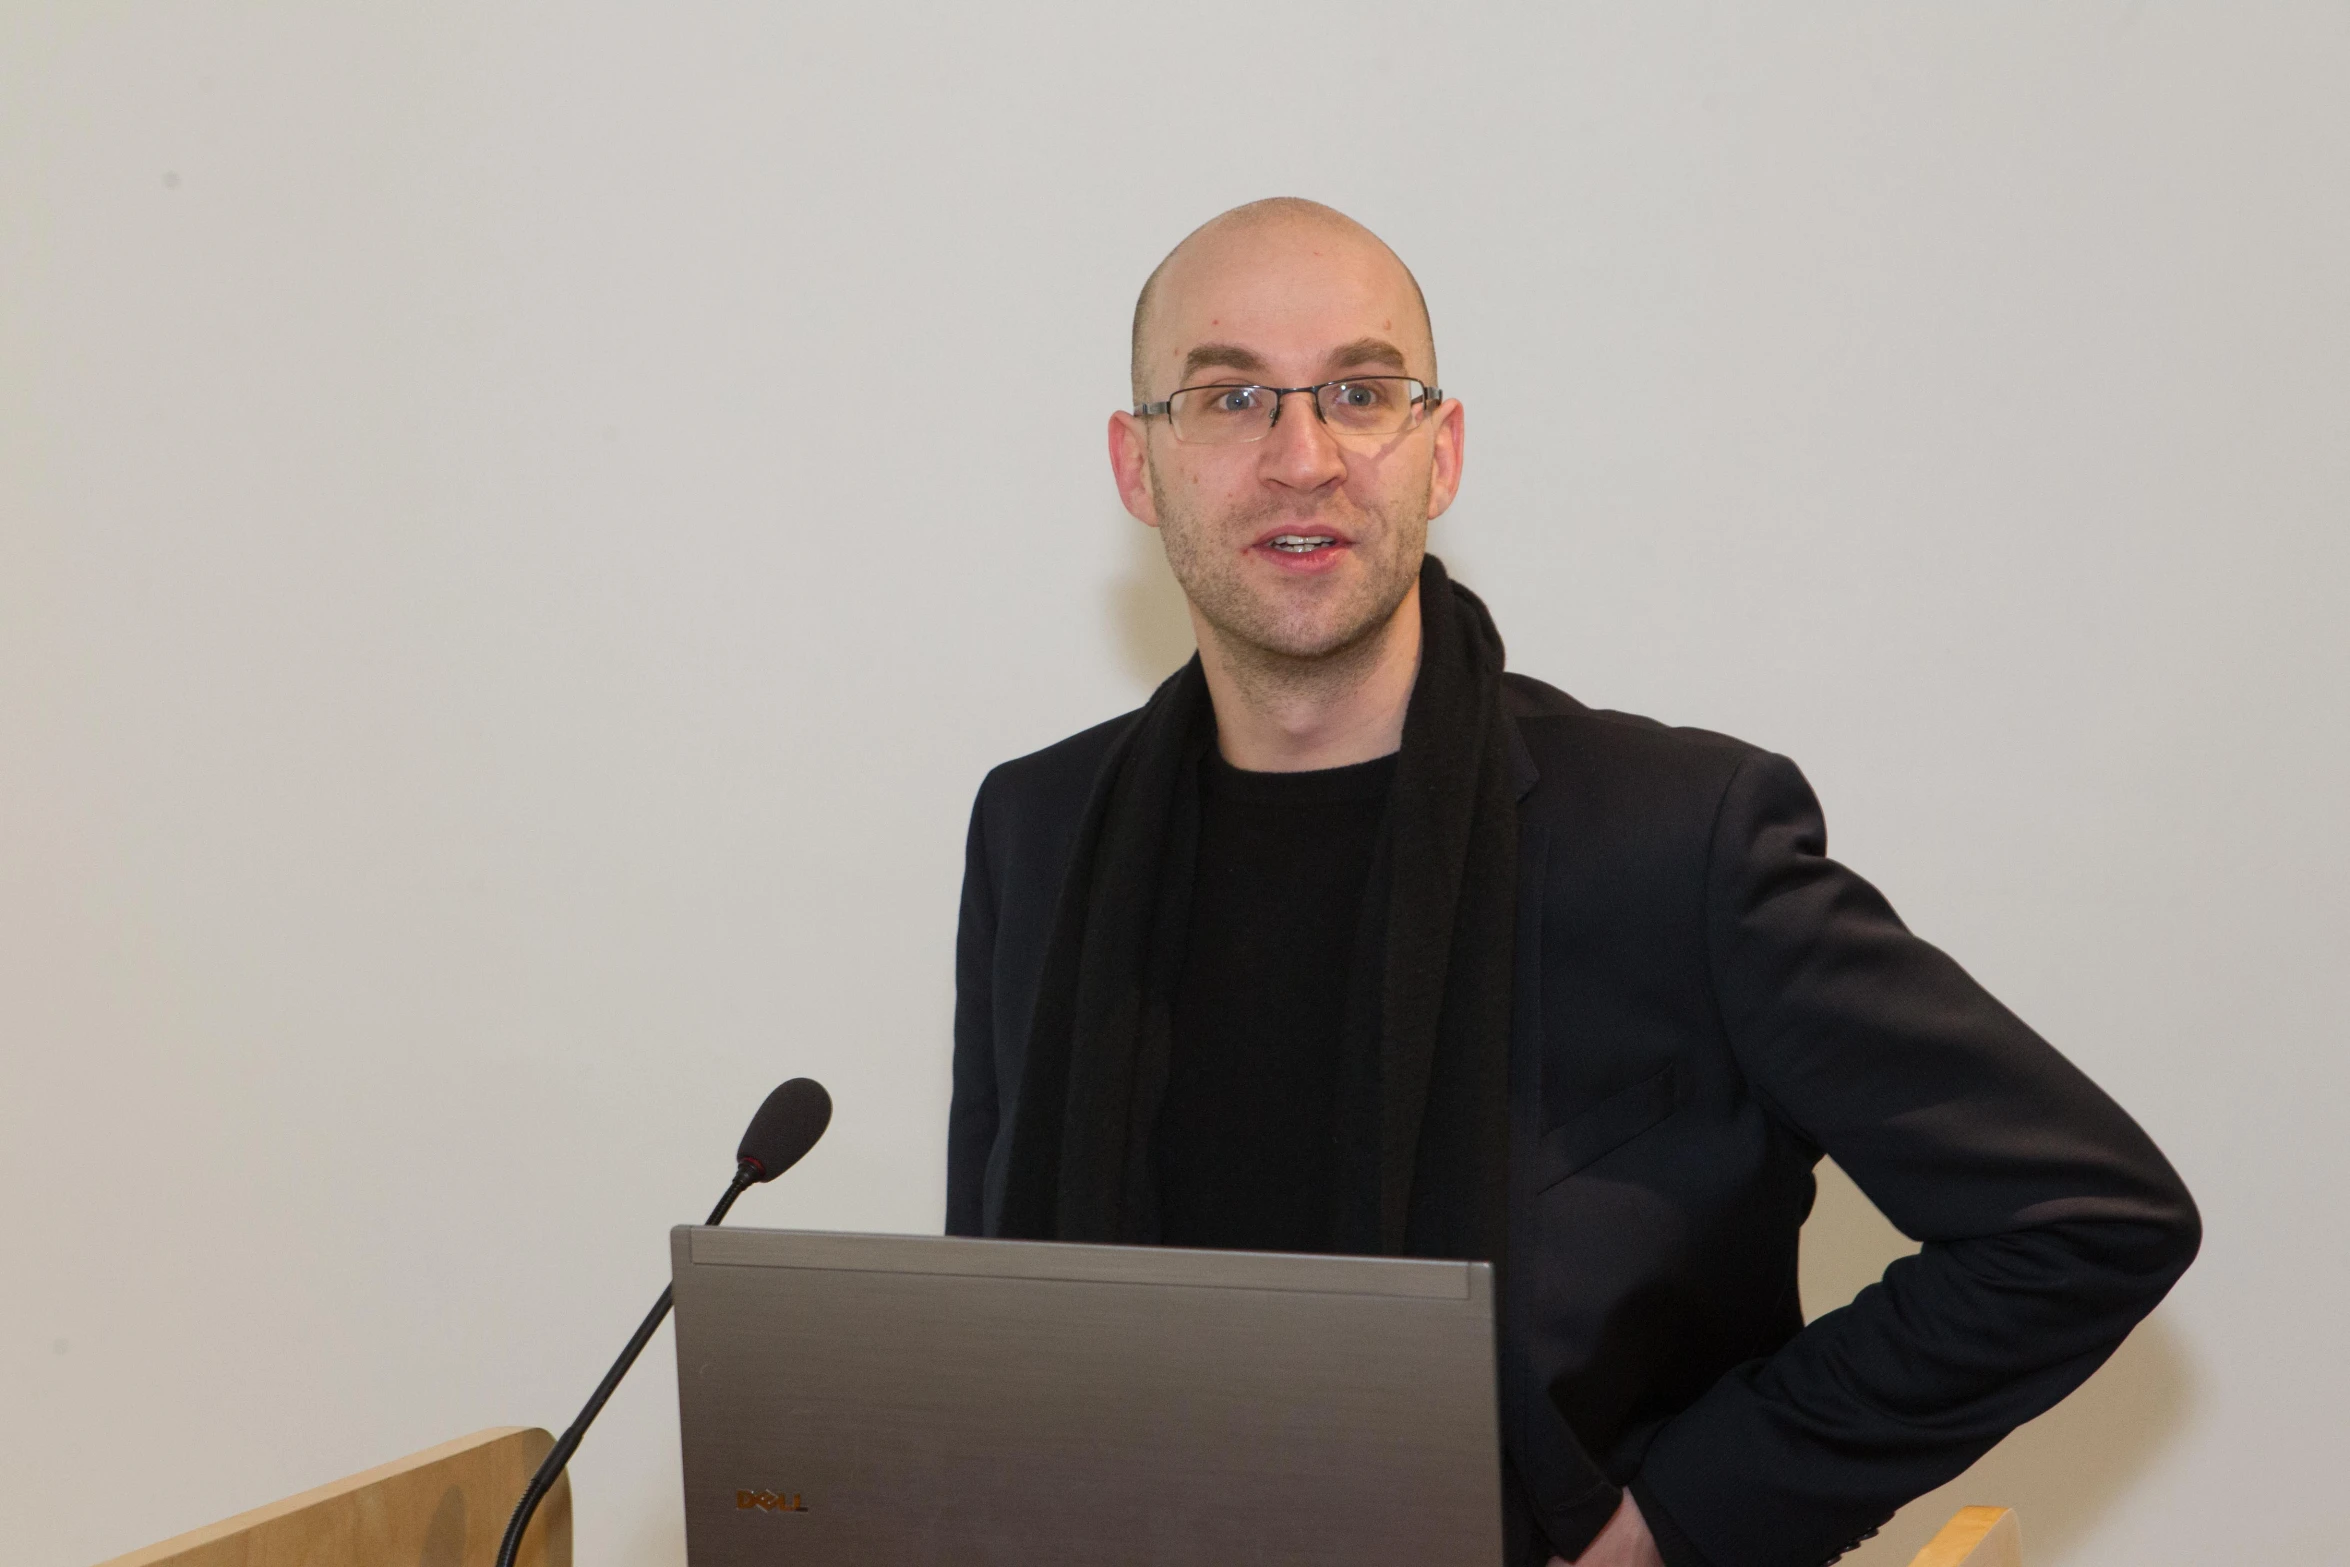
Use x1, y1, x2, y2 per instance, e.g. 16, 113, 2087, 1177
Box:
1157, 749, 1395, 1253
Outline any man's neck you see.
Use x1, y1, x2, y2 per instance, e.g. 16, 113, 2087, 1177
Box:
1193, 581, 1422, 773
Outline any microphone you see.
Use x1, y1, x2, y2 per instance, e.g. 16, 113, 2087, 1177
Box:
495, 1078, 833, 1567
736, 1076, 834, 1185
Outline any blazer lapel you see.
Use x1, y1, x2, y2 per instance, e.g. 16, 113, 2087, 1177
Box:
1501, 730, 1624, 1554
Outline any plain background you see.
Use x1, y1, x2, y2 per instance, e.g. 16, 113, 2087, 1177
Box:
5, 5, 2344, 1564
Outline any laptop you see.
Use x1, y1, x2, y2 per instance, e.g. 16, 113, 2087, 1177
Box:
669, 1226, 1503, 1565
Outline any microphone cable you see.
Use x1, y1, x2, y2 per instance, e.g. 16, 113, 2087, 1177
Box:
494, 1078, 832, 1567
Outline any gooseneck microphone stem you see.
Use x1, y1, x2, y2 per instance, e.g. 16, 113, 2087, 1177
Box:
493, 1166, 756, 1567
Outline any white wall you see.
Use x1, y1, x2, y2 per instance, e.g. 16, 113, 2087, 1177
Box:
5, 6, 2343, 1564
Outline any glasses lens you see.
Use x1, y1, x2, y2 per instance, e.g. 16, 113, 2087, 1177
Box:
1316, 378, 1424, 435
1168, 384, 1275, 445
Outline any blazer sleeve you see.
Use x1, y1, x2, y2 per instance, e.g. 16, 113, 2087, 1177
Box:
1630, 751, 2200, 1567
946, 780, 1001, 1238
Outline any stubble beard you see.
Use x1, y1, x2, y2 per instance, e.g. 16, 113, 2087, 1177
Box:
1151, 468, 1429, 692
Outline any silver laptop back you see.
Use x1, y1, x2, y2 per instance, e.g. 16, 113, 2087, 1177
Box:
670, 1227, 1502, 1566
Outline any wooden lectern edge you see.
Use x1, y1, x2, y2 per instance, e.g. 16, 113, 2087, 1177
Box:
92, 1425, 565, 1567
1906, 1505, 2023, 1567
91, 1428, 2012, 1567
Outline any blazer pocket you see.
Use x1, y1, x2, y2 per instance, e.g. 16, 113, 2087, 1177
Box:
1535, 1064, 1678, 1192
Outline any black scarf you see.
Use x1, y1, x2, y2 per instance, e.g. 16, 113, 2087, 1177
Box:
995, 555, 1517, 1268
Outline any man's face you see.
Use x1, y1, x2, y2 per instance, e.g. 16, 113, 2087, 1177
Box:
1110, 221, 1464, 664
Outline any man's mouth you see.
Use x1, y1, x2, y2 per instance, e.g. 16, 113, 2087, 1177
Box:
1266, 534, 1339, 554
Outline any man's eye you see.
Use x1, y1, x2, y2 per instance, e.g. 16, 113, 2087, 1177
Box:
1333, 382, 1388, 408
1213, 388, 1264, 413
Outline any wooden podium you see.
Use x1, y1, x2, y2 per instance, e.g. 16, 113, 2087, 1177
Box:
1910, 1505, 2023, 1567
89, 1424, 2014, 1567
93, 1426, 569, 1567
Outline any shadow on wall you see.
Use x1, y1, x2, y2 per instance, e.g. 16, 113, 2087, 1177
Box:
1802, 1160, 2201, 1566
1110, 516, 1196, 688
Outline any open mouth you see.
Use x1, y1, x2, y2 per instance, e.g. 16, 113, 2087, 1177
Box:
1266, 534, 1339, 554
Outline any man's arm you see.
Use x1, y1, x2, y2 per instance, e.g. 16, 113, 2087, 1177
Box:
1630, 751, 2199, 1567
946, 783, 1000, 1238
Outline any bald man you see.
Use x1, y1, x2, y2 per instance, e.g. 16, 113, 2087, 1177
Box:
947, 199, 2198, 1567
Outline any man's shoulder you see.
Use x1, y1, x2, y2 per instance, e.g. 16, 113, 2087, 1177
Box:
1502, 671, 1779, 849
1504, 672, 1763, 774
974, 705, 1140, 825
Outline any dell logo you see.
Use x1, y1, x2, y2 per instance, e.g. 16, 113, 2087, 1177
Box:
736, 1490, 810, 1512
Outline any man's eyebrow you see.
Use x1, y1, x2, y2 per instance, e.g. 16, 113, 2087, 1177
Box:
1178, 343, 1271, 383
1172, 337, 1415, 388
1324, 337, 1410, 373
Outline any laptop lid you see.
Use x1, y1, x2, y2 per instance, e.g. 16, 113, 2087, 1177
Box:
671, 1227, 1502, 1566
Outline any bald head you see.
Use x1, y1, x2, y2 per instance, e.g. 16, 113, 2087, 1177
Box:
1105, 199, 1465, 699
1129, 198, 1436, 404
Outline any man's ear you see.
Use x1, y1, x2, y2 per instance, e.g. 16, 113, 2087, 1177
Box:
1423, 397, 1466, 521
1108, 410, 1160, 528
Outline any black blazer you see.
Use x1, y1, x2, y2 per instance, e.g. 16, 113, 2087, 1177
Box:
948, 674, 2198, 1567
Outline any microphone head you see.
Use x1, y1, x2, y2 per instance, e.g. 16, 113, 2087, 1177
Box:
736, 1078, 832, 1183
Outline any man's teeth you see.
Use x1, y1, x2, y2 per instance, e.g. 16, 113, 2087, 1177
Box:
1268, 535, 1337, 553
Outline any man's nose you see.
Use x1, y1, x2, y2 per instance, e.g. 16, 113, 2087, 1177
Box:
1257, 390, 1348, 491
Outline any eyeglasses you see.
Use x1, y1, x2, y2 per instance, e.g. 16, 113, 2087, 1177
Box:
1134, 376, 1442, 446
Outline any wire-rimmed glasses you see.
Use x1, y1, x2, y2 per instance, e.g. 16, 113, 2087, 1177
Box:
1134, 376, 1442, 445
